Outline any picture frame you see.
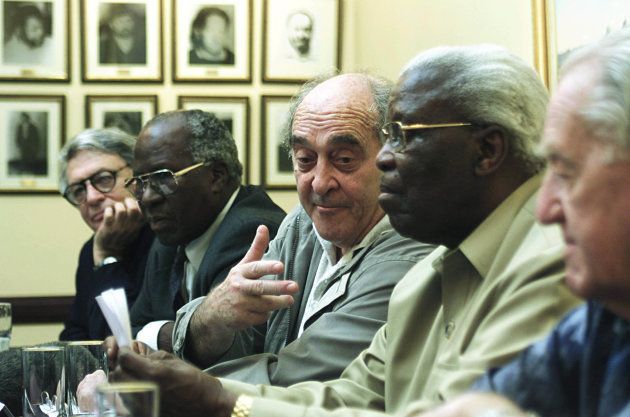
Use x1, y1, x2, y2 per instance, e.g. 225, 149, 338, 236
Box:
261, 95, 294, 189
86, 94, 158, 136
80, 0, 163, 82
172, 0, 252, 82
262, 0, 341, 84
532, 0, 630, 89
0, 95, 65, 192
0, 0, 70, 81
178, 95, 250, 182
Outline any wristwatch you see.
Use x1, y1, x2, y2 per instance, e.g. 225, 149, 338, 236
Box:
231, 395, 253, 417
94, 256, 119, 270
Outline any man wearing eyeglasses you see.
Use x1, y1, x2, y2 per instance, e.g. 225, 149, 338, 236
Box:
123, 109, 286, 352
110, 46, 580, 417
59, 128, 154, 341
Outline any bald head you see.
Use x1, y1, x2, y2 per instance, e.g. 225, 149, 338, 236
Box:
283, 72, 392, 150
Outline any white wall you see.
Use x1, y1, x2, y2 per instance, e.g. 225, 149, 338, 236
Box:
2, 0, 539, 346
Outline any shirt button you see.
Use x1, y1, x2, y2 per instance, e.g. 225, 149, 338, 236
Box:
445, 321, 455, 339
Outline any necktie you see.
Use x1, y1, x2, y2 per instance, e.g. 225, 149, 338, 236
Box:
169, 246, 187, 312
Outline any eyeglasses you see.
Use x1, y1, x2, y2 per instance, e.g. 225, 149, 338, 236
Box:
124, 162, 209, 201
63, 166, 128, 206
381, 121, 473, 152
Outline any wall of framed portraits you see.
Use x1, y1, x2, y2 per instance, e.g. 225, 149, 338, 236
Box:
1, 0, 540, 345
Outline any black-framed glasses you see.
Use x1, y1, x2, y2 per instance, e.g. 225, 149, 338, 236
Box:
124, 162, 209, 201
381, 121, 473, 152
63, 166, 128, 206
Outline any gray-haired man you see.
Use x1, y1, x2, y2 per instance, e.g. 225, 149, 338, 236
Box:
59, 128, 154, 341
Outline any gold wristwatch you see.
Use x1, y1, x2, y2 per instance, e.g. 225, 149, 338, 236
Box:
231, 395, 253, 417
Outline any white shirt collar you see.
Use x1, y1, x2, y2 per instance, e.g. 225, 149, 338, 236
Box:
184, 187, 240, 272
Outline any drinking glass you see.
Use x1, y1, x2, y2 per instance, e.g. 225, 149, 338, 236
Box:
65, 341, 108, 416
96, 382, 159, 417
0, 302, 11, 351
22, 346, 66, 417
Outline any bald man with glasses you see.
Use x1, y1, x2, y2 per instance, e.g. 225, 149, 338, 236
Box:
59, 128, 155, 341
119, 109, 285, 353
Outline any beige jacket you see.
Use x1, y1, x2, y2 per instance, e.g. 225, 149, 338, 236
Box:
221, 175, 581, 417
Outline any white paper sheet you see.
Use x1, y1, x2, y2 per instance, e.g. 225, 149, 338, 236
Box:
96, 288, 132, 348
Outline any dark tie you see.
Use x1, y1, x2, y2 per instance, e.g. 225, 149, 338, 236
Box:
169, 246, 187, 312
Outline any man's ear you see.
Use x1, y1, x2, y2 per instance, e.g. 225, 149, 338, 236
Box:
473, 125, 508, 176
208, 163, 229, 192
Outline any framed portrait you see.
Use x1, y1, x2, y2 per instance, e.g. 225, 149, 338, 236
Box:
532, 0, 630, 89
178, 95, 250, 182
81, 0, 163, 82
0, 95, 65, 192
86, 95, 157, 135
172, 0, 251, 82
0, 0, 69, 81
262, 0, 340, 83
261, 95, 294, 189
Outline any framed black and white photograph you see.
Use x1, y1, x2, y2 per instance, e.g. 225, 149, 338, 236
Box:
0, 95, 64, 192
0, 0, 69, 81
262, 0, 340, 83
86, 95, 157, 135
261, 95, 294, 189
533, 0, 630, 89
178, 95, 250, 182
81, 0, 163, 81
173, 0, 251, 82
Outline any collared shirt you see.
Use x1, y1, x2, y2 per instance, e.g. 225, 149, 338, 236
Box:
136, 188, 239, 350
474, 302, 630, 417
183, 189, 239, 298
298, 215, 390, 336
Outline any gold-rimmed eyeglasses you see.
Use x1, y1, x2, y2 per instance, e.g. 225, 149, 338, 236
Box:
124, 162, 209, 201
381, 121, 473, 152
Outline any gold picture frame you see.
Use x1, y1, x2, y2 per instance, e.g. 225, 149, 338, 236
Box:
172, 0, 252, 82
0, 94, 65, 193
81, 0, 163, 82
0, 0, 70, 82
532, 0, 630, 90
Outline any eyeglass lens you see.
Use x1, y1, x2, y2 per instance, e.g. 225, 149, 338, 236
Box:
66, 171, 117, 205
127, 171, 178, 200
385, 123, 404, 149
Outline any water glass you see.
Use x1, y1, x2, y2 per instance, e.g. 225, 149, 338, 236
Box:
0, 302, 11, 351
22, 345, 66, 417
96, 382, 159, 417
66, 341, 108, 416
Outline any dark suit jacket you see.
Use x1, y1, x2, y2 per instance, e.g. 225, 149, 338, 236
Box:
130, 185, 286, 335
60, 224, 154, 341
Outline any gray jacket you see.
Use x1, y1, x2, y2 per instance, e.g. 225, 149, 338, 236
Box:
173, 206, 433, 386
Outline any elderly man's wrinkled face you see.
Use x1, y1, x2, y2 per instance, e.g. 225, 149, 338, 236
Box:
22, 16, 45, 47
376, 70, 481, 247
133, 116, 217, 246
287, 13, 312, 56
536, 63, 630, 307
291, 75, 384, 253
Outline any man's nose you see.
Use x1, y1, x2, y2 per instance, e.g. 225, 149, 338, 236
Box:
376, 143, 396, 173
84, 182, 105, 205
536, 171, 565, 225
311, 161, 339, 195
